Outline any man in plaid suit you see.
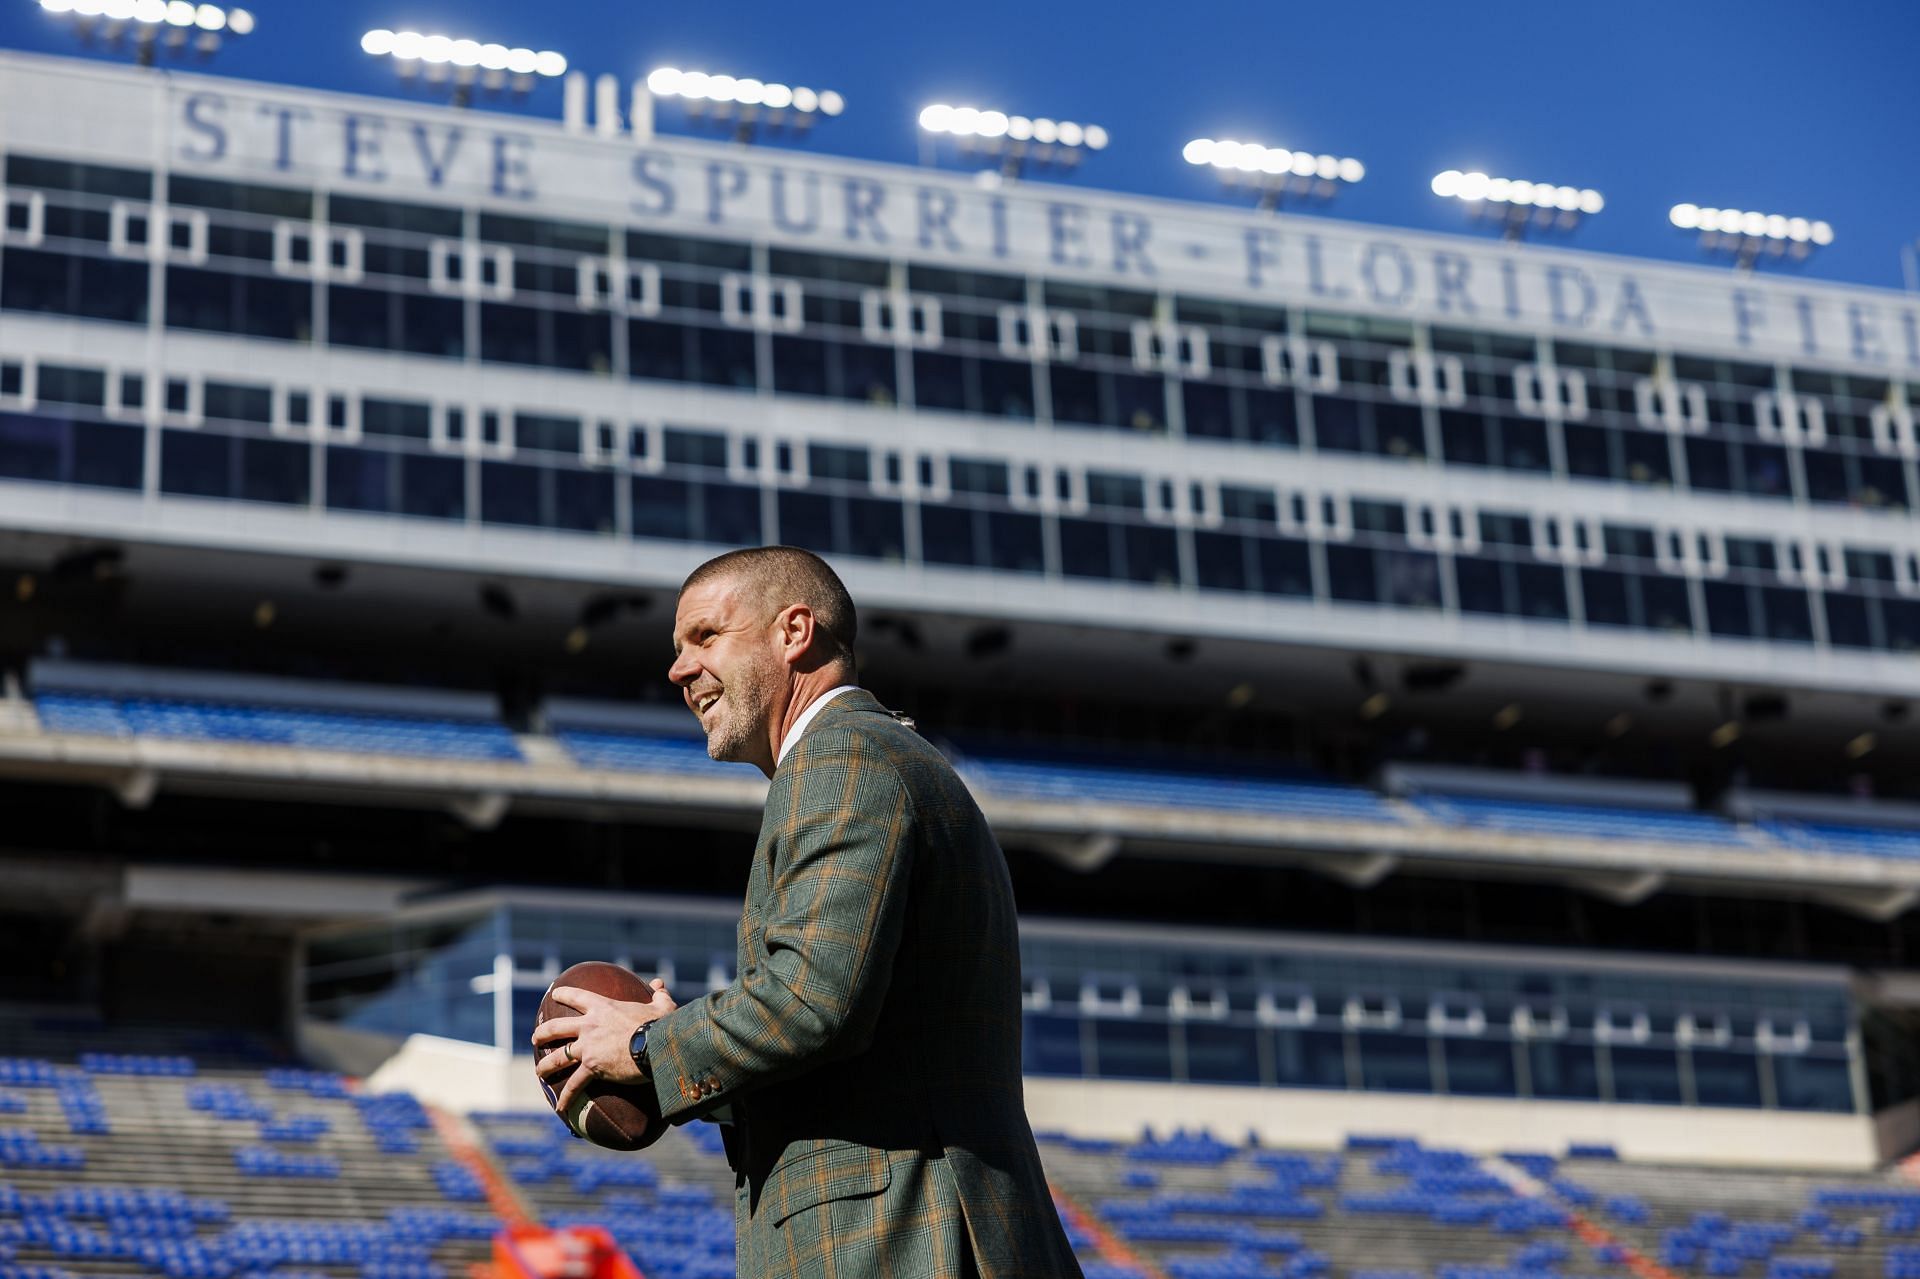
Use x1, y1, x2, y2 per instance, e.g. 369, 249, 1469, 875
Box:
535, 546, 1083, 1278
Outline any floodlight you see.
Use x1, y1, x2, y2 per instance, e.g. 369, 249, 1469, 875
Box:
1184, 136, 1363, 210
362, 27, 564, 104
1430, 168, 1604, 240
37, 0, 252, 63
643, 66, 844, 142
1669, 200, 1832, 269
919, 102, 1107, 177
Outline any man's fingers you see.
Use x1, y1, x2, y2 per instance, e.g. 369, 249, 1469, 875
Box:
530, 1015, 584, 1046
548, 985, 604, 1011
552, 1064, 589, 1116
533, 1044, 576, 1079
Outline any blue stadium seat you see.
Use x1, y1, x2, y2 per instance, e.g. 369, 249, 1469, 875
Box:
555, 729, 737, 776
34, 692, 523, 764
953, 747, 1402, 822
1765, 818, 1920, 861
1413, 793, 1752, 846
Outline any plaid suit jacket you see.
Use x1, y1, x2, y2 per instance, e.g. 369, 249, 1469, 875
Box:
647, 690, 1082, 1279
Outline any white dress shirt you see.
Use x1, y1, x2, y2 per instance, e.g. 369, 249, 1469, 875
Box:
776, 684, 859, 765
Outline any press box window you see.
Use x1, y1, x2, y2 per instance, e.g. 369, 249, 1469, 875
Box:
1086, 472, 1145, 511
4, 196, 36, 236
807, 444, 871, 484
515, 414, 582, 455
1352, 499, 1407, 537
118, 374, 144, 410
35, 364, 106, 409
950, 457, 1010, 497
204, 381, 273, 424
0, 363, 23, 398
1478, 512, 1533, 546
663, 427, 730, 471
361, 398, 432, 441
165, 379, 191, 414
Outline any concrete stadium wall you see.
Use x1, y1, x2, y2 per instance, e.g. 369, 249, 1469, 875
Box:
1024, 1077, 1881, 1172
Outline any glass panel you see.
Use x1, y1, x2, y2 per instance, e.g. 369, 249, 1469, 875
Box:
1357, 1031, 1433, 1092
1773, 1054, 1855, 1113
1443, 1038, 1519, 1097
1269, 1028, 1349, 1089
1182, 1023, 1261, 1085
1690, 1049, 1763, 1107
1091, 1019, 1174, 1082
1608, 1045, 1684, 1104
1527, 1041, 1602, 1100
1022, 1013, 1084, 1077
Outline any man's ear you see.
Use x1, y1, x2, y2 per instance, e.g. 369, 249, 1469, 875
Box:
775, 603, 816, 667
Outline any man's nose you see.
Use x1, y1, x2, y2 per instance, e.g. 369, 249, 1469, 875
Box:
667, 650, 698, 686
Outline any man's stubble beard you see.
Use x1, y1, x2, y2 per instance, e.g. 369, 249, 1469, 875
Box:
703, 649, 781, 763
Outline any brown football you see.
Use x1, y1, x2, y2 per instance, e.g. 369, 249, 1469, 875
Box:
535, 961, 665, 1151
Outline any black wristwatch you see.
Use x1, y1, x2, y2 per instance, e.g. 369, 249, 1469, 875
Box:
628, 1024, 652, 1081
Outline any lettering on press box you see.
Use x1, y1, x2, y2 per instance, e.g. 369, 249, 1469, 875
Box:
131, 84, 1920, 373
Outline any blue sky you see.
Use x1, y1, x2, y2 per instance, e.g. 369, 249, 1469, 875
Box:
5, 0, 1918, 290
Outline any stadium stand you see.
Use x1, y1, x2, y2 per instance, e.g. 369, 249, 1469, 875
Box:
8, 1025, 1915, 1279
1763, 822, 1920, 863
29, 669, 1920, 879
949, 746, 1403, 824
0, 1039, 502, 1279
31, 692, 524, 765
1404, 794, 1754, 848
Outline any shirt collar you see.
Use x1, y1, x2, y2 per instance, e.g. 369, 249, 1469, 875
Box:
777, 685, 859, 764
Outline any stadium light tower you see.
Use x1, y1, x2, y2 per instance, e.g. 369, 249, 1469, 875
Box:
1182, 137, 1364, 210
917, 104, 1108, 179
1431, 170, 1604, 241
360, 29, 567, 107
641, 67, 846, 144
37, 0, 254, 66
1668, 203, 1833, 272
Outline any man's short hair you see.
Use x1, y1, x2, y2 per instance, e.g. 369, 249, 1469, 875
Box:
681, 546, 858, 664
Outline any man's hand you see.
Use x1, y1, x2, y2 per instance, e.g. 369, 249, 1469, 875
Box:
532, 980, 677, 1118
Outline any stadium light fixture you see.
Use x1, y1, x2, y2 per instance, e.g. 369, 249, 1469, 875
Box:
1183, 137, 1364, 210
37, 0, 254, 66
1668, 202, 1833, 271
641, 67, 844, 143
361, 28, 566, 106
918, 103, 1109, 178
1431, 170, 1604, 240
